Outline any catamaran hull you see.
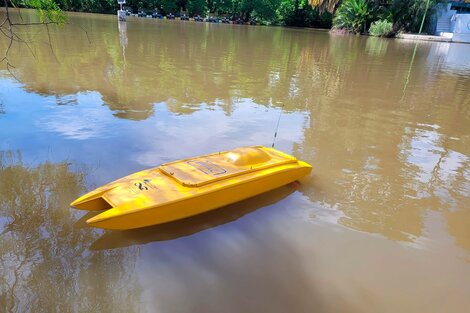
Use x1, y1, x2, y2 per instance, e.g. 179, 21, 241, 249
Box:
71, 146, 312, 230
86, 164, 310, 229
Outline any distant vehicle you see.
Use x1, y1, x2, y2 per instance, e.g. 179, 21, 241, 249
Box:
206, 16, 219, 23
194, 15, 203, 22
234, 18, 244, 24
221, 17, 230, 24
137, 11, 146, 17
181, 14, 189, 21
152, 11, 162, 19
166, 13, 175, 20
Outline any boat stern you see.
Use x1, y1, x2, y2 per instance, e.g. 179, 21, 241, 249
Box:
70, 188, 114, 211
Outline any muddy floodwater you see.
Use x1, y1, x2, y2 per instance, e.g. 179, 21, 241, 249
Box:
1, 10, 470, 313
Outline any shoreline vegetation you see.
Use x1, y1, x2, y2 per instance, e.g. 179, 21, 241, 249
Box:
10, 0, 447, 37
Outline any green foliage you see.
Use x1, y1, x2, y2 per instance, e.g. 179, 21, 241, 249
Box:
387, 0, 443, 33
16, 0, 67, 23
278, 0, 332, 27
54, 0, 117, 13
13, 0, 447, 33
369, 19, 392, 36
277, 0, 296, 20
13, 0, 333, 27
333, 0, 370, 33
209, 0, 233, 15
160, 0, 178, 13
308, 0, 341, 14
188, 0, 207, 15
251, 0, 280, 24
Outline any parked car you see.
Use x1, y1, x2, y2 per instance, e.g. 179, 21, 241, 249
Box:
181, 14, 189, 21
152, 11, 162, 19
206, 16, 219, 23
194, 15, 203, 22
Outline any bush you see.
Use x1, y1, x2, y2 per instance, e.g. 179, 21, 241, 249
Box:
277, 0, 332, 28
369, 19, 393, 37
389, 0, 445, 33
188, 0, 207, 16
332, 0, 370, 34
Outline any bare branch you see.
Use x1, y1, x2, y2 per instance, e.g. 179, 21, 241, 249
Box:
66, 22, 91, 44
6, 61, 18, 80
11, 30, 37, 59
45, 22, 59, 63
16, 5, 25, 23
11, 30, 35, 44
0, 0, 66, 78
0, 17, 8, 28
1, 0, 14, 71
11, 21, 61, 26
0, 1, 90, 80
0, 27, 34, 44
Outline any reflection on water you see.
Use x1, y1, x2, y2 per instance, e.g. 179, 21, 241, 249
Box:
39, 92, 116, 140
1, 9, 470, 313
299, 103, 470, 244
0, 151, 141, 312
365, 37, 389, 57
447, 209, 470, 253
91, 185, 296, 250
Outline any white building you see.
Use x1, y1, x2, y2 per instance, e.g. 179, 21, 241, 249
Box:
435, 1, 470, 43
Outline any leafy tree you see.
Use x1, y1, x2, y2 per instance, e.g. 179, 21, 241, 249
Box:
278, 0, 330, 27
15, 0, 66, 22
160, 0, 178, 13
278, 0, 301, 25
308, 0, 341, 13
8, 0, 445, 35
188, 0, 207, 15
387, 0, 443, 33
209, 0, 233, 15
332, 0, 371, 33
251, 0, 279, 23
277, 0, 332, 27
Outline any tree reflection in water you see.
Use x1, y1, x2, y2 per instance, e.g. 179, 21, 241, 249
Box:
296, 93, 470, 249
0, 151, 141, 312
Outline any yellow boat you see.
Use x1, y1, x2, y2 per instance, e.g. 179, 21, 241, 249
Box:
71, 146, 312, 230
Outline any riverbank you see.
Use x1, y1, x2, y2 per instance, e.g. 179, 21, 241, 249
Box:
97, 10, 470, 44
396, 33, 470, 44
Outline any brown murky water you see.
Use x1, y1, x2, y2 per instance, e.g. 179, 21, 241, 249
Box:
1, 10, 470, 313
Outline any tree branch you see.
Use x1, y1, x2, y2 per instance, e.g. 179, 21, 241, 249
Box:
44, 22, 59, 63
0, 0, 70, 79
11, 21, 62, 26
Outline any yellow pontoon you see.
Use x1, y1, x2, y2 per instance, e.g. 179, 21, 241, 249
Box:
71, 146, 312, 230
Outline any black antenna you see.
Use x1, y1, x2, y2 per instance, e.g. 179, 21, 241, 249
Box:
271, 104, 284, 148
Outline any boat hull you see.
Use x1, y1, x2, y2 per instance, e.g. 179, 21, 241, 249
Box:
71, 146, 312, 230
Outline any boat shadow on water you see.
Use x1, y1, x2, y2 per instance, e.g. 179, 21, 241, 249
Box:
86, 184, 297, 250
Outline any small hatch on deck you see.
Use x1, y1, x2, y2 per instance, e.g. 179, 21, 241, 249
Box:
226, 147, 271, 166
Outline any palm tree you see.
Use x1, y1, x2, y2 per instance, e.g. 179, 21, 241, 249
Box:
308, 0, 342, 13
